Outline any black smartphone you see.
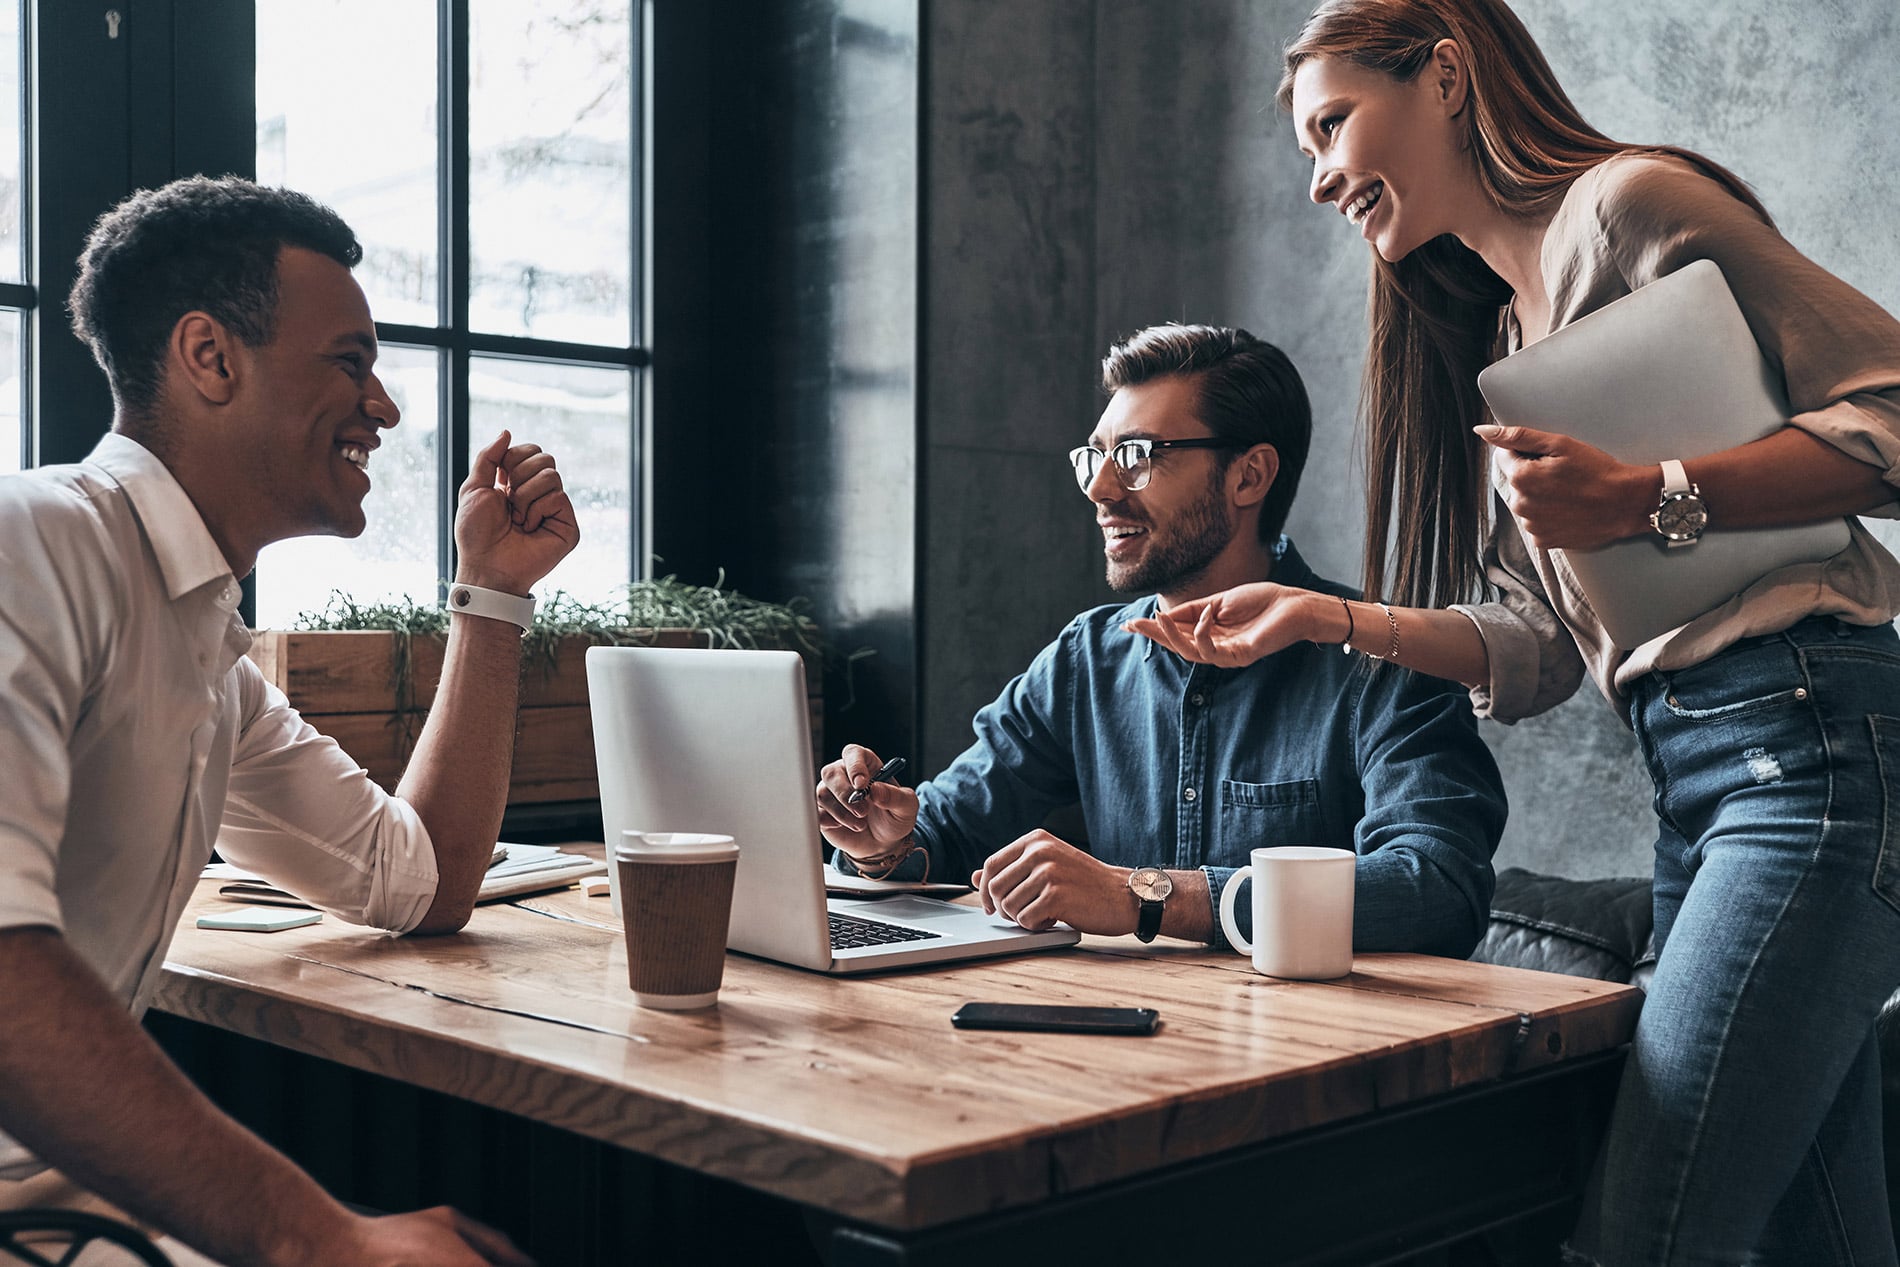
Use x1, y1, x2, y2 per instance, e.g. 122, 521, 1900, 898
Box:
950, 1002, 1160, 1036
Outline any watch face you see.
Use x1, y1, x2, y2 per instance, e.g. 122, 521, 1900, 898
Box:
1656, 494, 1708, 540
1129, 867, 1173, 902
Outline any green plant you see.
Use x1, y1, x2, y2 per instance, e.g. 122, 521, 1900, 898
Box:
290, 573, 865, 728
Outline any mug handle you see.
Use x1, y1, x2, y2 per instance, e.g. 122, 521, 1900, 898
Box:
1218, 866, 1253, 954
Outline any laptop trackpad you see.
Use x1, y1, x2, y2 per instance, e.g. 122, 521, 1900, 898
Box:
848, 897, 998, 924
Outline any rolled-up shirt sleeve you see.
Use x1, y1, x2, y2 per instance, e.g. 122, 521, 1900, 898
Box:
215, 658, 438, 934
1451, 492, 1587, 724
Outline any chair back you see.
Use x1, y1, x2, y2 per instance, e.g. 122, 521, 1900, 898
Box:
0, 1209, 174, 1266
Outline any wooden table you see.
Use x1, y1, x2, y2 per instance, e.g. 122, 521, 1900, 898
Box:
156, 864, 1641, 1266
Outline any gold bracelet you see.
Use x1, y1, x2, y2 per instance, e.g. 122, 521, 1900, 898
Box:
1364, 602, 1400, 661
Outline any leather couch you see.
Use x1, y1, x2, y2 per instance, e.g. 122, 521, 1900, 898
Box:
1470, 867, 1900, 1239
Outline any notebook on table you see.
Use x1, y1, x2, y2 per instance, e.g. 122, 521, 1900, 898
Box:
584, 646, 1079, 974
1476, 258, 1851, 649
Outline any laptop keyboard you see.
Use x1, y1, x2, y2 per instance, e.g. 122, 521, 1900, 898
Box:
829, 911, 945, 950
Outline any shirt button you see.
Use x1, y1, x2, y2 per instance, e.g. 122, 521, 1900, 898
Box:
1190, 693, 1206, 707
1183, 787, 1197, 803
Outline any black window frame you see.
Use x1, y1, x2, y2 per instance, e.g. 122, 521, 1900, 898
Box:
21, 0, 650, 618
1, 0, 30, 469
365, 0, 651, 603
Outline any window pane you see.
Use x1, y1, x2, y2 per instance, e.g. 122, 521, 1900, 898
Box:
0, 309, 18, 472
0, 0, 20, 283
254, 347, 442, 628
257, 1, 439, 328
469, 1, 633, 346
469, 358, 630, 602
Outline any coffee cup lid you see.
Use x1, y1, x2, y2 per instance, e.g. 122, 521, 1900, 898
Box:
615, 830, 739, 863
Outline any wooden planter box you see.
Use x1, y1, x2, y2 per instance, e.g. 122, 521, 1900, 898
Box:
247, 630, 823, 805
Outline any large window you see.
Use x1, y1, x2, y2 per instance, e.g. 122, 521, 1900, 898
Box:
253, 0, 643, 627
0, 1, 27, 473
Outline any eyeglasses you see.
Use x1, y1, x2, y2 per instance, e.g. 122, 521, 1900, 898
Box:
1067, 437, 1240, 493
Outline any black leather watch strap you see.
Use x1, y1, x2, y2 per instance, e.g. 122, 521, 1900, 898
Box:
1135, 897, 1164, 943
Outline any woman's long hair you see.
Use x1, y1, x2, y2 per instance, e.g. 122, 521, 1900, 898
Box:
1277, 0, 1768, 609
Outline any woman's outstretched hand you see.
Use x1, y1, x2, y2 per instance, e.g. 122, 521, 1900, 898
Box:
1124, 583, 1339, 668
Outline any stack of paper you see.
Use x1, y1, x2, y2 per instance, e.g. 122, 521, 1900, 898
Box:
203, 843, 606, 908
478, 843, 607, 901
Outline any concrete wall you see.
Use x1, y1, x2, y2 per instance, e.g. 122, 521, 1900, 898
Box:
921, 0, 1900, 879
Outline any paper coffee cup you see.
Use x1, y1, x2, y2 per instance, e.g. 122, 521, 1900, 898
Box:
614, 831, 740, 1009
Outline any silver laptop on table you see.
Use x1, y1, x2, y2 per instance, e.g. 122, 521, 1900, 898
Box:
585, 645, 1079, 973
1476, 258, 1850, 649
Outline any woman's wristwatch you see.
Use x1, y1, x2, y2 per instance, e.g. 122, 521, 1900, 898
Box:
1649, 459, 1708, 548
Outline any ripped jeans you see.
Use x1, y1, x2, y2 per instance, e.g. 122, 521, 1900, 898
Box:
1573, 616, 1900, 1265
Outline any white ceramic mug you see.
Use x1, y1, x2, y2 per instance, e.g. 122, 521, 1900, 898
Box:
1218, 846, 1356, 980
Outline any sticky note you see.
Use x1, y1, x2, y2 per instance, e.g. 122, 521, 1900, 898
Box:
195, 907, 323, 932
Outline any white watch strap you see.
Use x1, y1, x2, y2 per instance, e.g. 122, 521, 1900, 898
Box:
1660, 459, 1691, 497
447, 583, 535, 635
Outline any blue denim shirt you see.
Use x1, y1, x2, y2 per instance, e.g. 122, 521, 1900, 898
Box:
842, 538, 1506, 956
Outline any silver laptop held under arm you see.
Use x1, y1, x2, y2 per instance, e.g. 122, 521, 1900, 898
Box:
1476, 259, 1850, 649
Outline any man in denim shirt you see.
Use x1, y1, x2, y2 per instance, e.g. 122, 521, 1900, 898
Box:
817, 323, 1504, 954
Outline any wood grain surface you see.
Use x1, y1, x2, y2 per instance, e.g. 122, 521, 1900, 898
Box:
158, 849, 1640, 1230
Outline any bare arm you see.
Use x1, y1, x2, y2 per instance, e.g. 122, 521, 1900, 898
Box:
398, 614, 528, 933
401, 432, 578, 935
1685, 428, 1893, 528
1478, 423, 1892, 551
0, 929, 528, 1266
1157, 868, 1211, 942
1125, 586, 1492, 689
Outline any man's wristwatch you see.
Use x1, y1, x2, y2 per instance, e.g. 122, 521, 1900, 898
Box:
1649, 459, 1708, 548
446, 582, 536, 635
1128, 867, 1173, 943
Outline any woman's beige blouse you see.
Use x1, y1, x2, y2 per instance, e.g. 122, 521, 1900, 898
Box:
1451, 151, 1900, 723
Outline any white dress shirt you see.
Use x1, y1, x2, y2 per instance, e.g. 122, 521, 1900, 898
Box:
0, 433, 439, 1177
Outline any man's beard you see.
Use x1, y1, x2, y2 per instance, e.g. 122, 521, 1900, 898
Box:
1105, 473, 1235, 595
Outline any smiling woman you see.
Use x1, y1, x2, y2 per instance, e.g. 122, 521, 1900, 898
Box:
1122, 2, 1900, 1263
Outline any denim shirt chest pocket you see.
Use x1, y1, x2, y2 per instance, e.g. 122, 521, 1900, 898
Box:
1215, 777, 1333, 867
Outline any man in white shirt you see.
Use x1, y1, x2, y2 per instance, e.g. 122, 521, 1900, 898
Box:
0, 176, 574, 1264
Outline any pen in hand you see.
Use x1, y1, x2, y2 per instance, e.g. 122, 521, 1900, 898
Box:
847, 757, 908, 807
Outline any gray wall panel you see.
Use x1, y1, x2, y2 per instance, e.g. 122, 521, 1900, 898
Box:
921, 0, 1108, 773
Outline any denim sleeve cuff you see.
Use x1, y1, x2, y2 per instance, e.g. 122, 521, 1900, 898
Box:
1203, 864, 1239, 951
830, 838, 933, 884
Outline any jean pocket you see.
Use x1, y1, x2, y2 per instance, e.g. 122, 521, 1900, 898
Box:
1217, 778, 1334, 859
1869, 716, 1900, 916
1658, 643, 1807, 723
